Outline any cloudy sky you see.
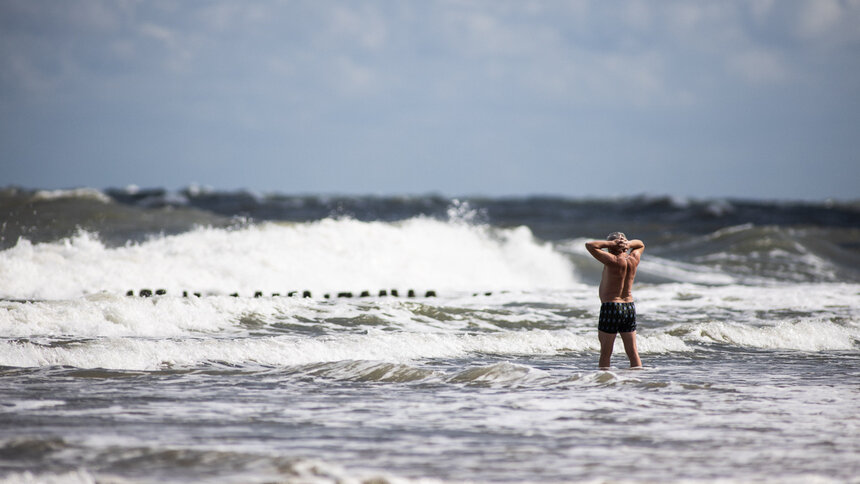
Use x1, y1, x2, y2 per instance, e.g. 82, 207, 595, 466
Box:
1, 0, 858, 199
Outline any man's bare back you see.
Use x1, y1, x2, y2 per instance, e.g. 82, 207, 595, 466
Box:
589, 238, 643, 303
585, 233, 645, 369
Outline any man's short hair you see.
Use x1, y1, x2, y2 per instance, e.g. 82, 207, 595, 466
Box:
606, 232, 626, 241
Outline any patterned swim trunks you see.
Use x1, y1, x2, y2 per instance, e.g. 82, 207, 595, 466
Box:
598, 302, 637, 333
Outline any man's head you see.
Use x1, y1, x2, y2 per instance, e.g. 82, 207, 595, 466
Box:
606, 232, 628, 254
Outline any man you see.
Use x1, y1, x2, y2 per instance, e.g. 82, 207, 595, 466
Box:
585, 232, 645, 369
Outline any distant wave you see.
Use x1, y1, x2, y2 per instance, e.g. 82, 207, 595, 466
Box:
0, 217, 578, 299
31, 188, 112, 204
3, 186, 859, 284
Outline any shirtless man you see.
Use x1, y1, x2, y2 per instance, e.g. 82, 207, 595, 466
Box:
585, 232, 645, 369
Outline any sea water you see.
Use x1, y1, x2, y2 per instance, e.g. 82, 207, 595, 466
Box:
0, 188, 858, 483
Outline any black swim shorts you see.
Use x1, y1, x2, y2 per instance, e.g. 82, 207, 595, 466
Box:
598, 302, 636, 333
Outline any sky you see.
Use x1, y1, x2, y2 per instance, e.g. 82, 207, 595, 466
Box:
1, 0, 859, 200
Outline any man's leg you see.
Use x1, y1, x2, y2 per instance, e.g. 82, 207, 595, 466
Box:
619, 331, 642, 368
598, 330, 616, 369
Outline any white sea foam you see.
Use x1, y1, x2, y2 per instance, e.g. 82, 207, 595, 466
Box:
300, 360, 440, 383
0, 462, 433, 484
3, 290, 587, 340
0, 218, 577, 300
637, 256, 737, 285
30, 188, 111, 204
1, 281, 857, 371
637, 282, 860, 314
23, 320, 851, 370
680, 320, 858, 351
0, 400, 66, 412
0, 330, 602, 371
0, 295, 240, 338
0, 470, 99, 484
449, 361, 548, 386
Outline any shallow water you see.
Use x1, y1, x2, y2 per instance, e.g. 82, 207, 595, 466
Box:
2, 352, 858, 483
2, 288, 858, 483
1, 189, 858, 483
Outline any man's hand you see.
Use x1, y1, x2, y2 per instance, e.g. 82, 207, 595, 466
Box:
626, 239, 645, 257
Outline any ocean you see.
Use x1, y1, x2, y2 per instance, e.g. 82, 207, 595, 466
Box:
1, 186, 858, 484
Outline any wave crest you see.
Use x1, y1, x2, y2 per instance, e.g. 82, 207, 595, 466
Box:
0, 218, 577, 299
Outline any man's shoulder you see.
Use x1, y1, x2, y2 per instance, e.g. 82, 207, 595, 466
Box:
615, 253, 640, 267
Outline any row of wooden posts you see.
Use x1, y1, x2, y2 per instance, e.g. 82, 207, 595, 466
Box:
125, 289, 465, 299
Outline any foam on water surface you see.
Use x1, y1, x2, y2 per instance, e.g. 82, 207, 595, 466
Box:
0, 218, 576, 300
0, 330, 599, 371
1, 280, 858, 372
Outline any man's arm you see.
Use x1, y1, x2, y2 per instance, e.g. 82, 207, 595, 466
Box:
627, 239, 645, 259
585, 240, 617, 265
